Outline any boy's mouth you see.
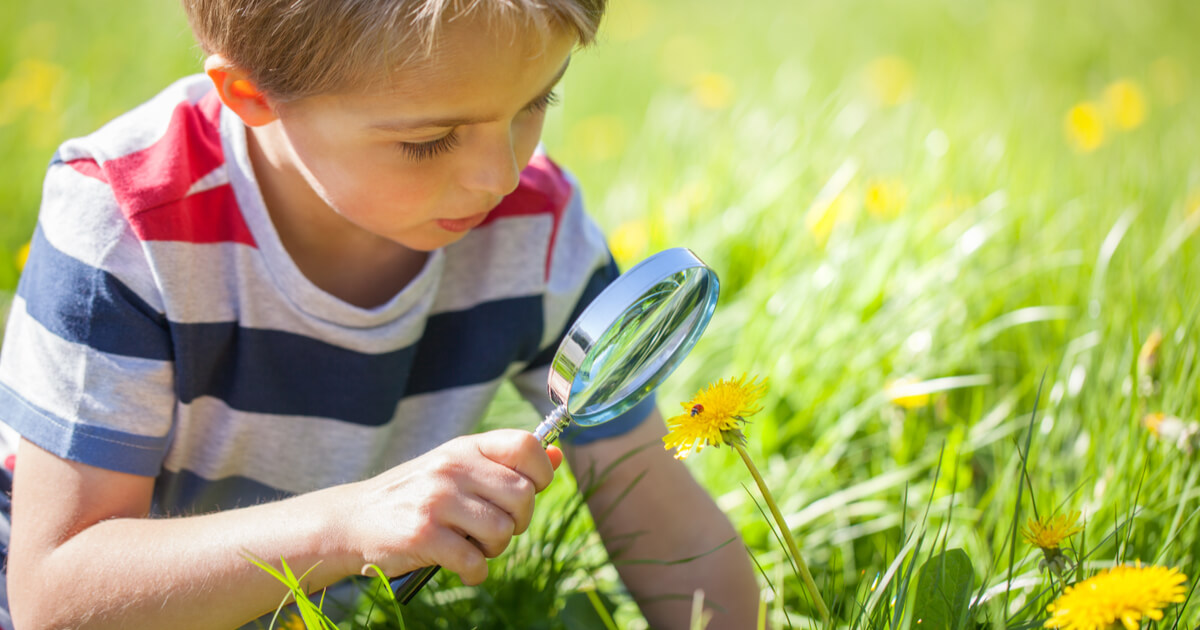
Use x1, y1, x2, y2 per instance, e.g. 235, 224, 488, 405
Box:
436, 210, 491, 233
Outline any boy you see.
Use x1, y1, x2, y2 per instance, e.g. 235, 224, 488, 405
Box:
0, 0, 761, 628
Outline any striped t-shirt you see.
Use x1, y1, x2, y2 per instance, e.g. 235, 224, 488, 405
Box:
0, 74, 653, 518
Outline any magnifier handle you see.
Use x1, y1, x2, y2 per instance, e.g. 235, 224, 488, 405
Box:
391, 565, 440, 604
533, 406, 571, 447
390, 406, 572, 604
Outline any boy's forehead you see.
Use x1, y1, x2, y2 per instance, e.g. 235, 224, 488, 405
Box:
366, 15, 574, 102
305, 15, 574, 123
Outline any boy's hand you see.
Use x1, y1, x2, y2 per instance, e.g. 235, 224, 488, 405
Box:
337, 429, 562, 585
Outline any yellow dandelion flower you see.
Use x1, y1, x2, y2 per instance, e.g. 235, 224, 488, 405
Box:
864, 56, 914, 107
1143, 412, 1167, 437
1022, 511, 1083, 551
608, 220, 650, 268
1064, 102, 1105, 153
568, 115, 628, 162
1137, 329, 1162, 379
663, 374, 767, 460
277, 612, 307, 630
806, 191, 851, 245
15, 241, 31, 271
1141, 412, 1200, 455
885, 376, 931, 409
864, 178, 908, 219
1103, 80, 1147, 130
691, 72, 735, 110
1045, 563, 1187, 630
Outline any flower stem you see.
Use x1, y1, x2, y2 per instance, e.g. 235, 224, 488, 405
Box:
734, 442, 830, 625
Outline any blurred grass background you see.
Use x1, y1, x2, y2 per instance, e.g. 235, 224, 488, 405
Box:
3, 0, 1200, 627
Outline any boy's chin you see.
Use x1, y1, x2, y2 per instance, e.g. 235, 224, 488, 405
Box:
395, 226, 473, 252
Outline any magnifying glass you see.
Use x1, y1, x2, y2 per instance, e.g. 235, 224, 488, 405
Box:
391, 247, 721, 603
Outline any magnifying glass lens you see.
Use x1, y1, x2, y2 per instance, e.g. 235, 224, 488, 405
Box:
568, 267, 715, 426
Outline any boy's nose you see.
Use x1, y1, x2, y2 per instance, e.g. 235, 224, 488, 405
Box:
464, 133, 521, 198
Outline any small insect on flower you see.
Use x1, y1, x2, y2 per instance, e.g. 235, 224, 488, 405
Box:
662, 374, 767, 460
1044, 563, 1187, 630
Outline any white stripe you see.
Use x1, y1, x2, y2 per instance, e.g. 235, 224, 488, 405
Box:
165, 380, 508, 494
0, 297, 174, 441
186, 165, 230, 196
56, 75, 213, 164
542, 184, 610, 348
146, 241, 434, 353
436, 214, 554, 313
37, 164, 165, 313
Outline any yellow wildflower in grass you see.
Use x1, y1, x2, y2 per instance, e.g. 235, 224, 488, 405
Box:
277, 612, 307, 630
608, 220, 650, 269
1103, 80, 1147, 130
0, 58, 66, 126
1044, 563, 1187, 630
864, 178, 908, 219
1064, 102, 1105, 153
1023, 511, 1084, 577
1141, 412, 1200, 455
864, 56, 915, 107
663, 375, 830, 623
15, 242, 31, 271
663, 374, 765, 460
805, 191, 851, 245
691, 72, 735, 110
1023, 511, 1083, 551
885, 376, 932, 409
568, 115, 629, 163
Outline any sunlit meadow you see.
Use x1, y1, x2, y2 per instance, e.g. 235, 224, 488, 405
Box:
2, 0, 1199, 628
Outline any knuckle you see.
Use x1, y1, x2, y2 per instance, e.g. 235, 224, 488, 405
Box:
409, 518, 441, 548
512, 473, 535, 496
457, 548, 488, 585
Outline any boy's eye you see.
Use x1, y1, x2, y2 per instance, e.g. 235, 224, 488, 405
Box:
526, 91, 559, 114
398, 131, 460, 161
395, 93, 557, 162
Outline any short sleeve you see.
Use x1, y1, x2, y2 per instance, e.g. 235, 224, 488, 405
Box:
0, 158, 176, 476
509, 169, 656, 445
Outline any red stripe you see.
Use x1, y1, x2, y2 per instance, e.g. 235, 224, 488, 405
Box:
66, 90, 255, 246
126, 184, 255, 246
67, 157, 105, 181
483, 154, 572, 279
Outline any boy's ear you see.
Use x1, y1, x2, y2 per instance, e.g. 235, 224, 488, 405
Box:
205, 55, 277, 127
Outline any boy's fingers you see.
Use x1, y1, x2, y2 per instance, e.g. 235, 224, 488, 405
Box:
474, 430, 555, 491
546, 445, 564, 471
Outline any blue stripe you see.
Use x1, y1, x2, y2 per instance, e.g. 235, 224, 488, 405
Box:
153, 468, 292, 515
0, 381, 168, 476
171, 295, 544, 425
15, 229, 616, 428
406, 296, 544, 395
561, 392, 657, 446
524, 257, 619, 372
172, 322, 417, 426
17, 226, 172, 361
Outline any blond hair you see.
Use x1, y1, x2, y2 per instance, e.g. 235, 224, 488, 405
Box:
182, 0, 605, 101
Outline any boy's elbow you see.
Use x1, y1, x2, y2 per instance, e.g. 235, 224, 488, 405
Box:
9, 556, 81, 630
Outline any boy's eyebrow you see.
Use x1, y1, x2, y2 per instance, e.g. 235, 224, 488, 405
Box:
369, 59, 571, 132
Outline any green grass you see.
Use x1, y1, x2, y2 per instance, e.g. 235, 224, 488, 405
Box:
3, 0, 1199, 627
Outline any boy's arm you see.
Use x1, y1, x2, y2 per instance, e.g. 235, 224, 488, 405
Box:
564, 410, 761, 630
9, 432, 559, 630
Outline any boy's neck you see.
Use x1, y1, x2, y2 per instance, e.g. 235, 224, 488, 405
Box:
246, 123, 429, 309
